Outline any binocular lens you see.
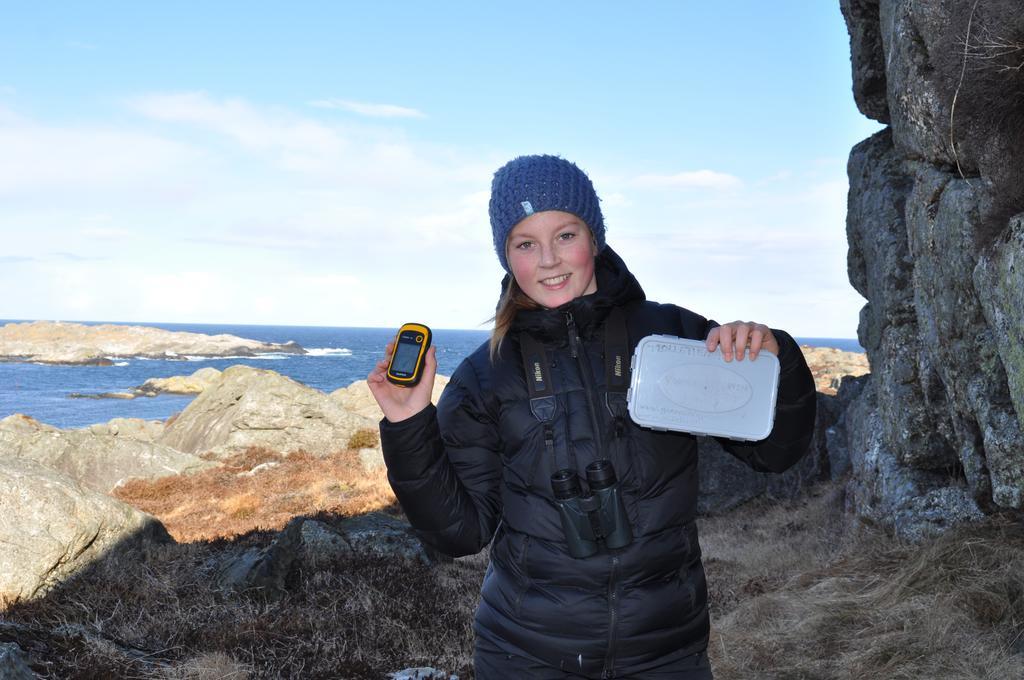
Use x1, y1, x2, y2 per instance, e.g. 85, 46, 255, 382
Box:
551, 469, 582, 500
586, 459, 617, 490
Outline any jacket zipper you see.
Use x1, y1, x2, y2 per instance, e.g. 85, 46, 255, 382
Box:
566, 311, 620, 677
514, 534, 532, 615
603, 554, 621, 678
566, 312, 605, 458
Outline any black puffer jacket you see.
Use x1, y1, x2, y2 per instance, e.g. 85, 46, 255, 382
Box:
380, 247, 816, 678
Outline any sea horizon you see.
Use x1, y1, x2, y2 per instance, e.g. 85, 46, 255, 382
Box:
0, 318, 865, 430
0, 318, 865, 352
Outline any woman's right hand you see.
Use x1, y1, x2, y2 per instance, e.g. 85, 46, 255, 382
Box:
367, 340, 438, 423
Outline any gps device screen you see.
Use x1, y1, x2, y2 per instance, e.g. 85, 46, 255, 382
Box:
391, 340, 422, 374
386, 323, 432, 386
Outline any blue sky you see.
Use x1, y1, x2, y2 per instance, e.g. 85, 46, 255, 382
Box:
0, 2, 881, 336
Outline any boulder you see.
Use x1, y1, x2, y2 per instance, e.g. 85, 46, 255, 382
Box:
300, 514, 433, 566
135, 367, 223, 396
388, 669, 459, 680
84, 417, 165, 442
0, 457, 171, 604
0, 415, 215, 494
330, 374, 451, 420
216, 513, 432, 595
158, 365, 377, 459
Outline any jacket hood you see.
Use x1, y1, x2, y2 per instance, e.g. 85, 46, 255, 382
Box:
504, 245, 646, 345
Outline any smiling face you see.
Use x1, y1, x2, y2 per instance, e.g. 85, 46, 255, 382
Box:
506, 210, 599, 309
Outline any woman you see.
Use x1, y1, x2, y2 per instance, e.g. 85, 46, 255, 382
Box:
368, 155, 816, 679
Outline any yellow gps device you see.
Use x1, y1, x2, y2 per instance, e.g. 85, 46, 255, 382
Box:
386, 323, 432, 386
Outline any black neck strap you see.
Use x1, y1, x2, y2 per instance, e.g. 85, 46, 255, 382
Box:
519, 307, 631, 420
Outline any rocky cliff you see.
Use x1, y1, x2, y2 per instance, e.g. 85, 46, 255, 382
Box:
839, 0, 1024, 538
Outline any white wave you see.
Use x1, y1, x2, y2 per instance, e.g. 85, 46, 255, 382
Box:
305, 347, 353, 357
181, 353, 292, 361
113, 361, 129, 367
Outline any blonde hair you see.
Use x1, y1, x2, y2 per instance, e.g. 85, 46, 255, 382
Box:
489, 277, 540, 361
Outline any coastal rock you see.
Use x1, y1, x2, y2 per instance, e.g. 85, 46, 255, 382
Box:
158, 365, 377, 459
330, 375, 450, 420
0, 321, 304, 365
841, 380, 983, 541
0, 415, 214, 493
974, 214, 1024, 507
839, 0, 888, 123
0, 456, 171, 605
840, 0, 1024, 536
135, 367, 223, 396
799, 345, 869, 395
875, 0, 957, 166
84, 417, 165, 441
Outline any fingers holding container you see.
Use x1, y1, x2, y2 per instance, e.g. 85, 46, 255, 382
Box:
706, 321, 779, 362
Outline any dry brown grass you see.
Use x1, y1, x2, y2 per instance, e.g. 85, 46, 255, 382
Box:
3, 536, 484, 679
346, 428, 380, 450
6, 464, 1024, 678
114, 447, 397, 542
704, 486, 1024, 680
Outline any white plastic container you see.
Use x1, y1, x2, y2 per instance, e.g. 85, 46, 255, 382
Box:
627, 335, 780, 441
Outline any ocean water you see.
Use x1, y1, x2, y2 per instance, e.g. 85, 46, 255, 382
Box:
0, 320, 863, 430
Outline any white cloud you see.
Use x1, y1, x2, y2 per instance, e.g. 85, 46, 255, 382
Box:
80, 227, 134, 240
631, 169, 743, 190
309, 98, 426, 119
0, 121, 201, 194
130, 91, 348, 158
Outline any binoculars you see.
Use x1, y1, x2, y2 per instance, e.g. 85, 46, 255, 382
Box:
551, 460, 633, 559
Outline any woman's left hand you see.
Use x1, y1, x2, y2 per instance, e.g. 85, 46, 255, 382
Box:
706, 321, 779, 362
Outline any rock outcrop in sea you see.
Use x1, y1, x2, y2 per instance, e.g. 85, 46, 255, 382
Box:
839, 0, 1024, 539
0, 321, 305, 365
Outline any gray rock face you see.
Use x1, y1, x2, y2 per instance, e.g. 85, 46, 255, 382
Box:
158, 365, 377, 459
841, 381, 983, 541
876, 0, 956, 165
0, 415, 215, 494
974, 214, 1024, 506
0, 457, 171, 604
839, 0, 889, 123
842, 0, 1024, 530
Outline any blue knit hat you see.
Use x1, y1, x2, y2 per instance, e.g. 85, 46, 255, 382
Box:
489, 155, 606, 272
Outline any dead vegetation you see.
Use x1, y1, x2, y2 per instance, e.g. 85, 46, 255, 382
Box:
703, 488, 1024, 679
2, 536, 485, 679
113, 447, 397, 542
4, 456, 1024, 678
